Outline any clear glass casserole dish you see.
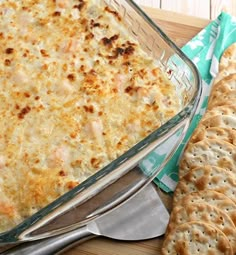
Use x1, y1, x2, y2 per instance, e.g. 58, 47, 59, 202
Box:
0, 0, 201, 244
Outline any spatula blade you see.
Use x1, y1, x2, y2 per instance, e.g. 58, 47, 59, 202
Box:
88, 183, 169, 240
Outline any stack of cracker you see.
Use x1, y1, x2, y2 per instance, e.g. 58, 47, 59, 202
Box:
162, 43, 236, 255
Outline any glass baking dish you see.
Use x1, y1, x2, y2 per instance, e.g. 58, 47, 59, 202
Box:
0, 0, 201, 244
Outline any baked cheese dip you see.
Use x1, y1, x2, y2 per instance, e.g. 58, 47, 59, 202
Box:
0, 0, 182, 232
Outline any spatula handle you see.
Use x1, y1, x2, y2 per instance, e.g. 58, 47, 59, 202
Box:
1, 226, 95, 255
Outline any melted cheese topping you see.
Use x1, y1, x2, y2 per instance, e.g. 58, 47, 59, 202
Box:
0, 0, 181, 232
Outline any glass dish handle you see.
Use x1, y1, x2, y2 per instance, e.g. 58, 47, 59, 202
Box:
1, 226, 94, 255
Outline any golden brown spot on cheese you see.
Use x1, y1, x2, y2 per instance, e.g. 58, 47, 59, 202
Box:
4, 59, 11, 66
71, 159, 82, 168
108, 45, 135, 59
104, 6, 121, 21
0, 203, 15, 218
73, 0, 86, 11
90, 19, 100, 28
24, 92, 30, 98
5, 48, 14, 54
151, 68, 160, 76
59, 170, 66, 176
112, 88, 118, 93
18, 106, 31, 119
79, 17, 88, 29
83, 105, 94, 113
85, 32, 94, 40
90, 157, 101, 168
66, 181, 78, 190
124, 86, 132, 93
124, 45, 135, 55
67, 73, 76, 81
137, 69, 147, 79
79, 65, 85, 72
40, 49, 49, 57
101, 34, 119, 47
41, 64, 48, 70
70, 132, 77, 139
112, 47, 124, 58
53, 11, 61, 17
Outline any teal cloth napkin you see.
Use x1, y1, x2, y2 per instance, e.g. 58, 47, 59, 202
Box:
151, 12, 236, 192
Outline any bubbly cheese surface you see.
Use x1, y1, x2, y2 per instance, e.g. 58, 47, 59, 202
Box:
0, 0, 181, 232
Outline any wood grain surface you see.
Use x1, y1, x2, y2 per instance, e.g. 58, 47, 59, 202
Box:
160, 0, 210, 19
63, 8, 210, 255
135, 0, 236, 19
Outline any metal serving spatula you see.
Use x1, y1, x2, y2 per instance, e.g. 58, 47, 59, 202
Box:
2, 184, 169, 255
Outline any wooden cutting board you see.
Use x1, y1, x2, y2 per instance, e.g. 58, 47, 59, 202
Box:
64, 8, 210, 255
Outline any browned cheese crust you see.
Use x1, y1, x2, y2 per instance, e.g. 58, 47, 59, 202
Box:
0, 0, 182, 232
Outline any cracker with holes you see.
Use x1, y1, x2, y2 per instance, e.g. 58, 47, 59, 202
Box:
204, 105, 236, 119
214, 62, 236, 84
162, 221, 232, 255
208, 92, 236, 109
190, 127, 236, 145
196, 115, 236, 130
166, 202, 236, 253
207, 75, 236, 109
173, 190, 236, 225
174, 165, 236, 205
179, 138, 236, 178
211, 73, 236, 93
219, 42, 236, 71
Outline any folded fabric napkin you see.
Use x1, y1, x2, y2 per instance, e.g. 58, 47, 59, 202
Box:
149, 12, 236, 193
